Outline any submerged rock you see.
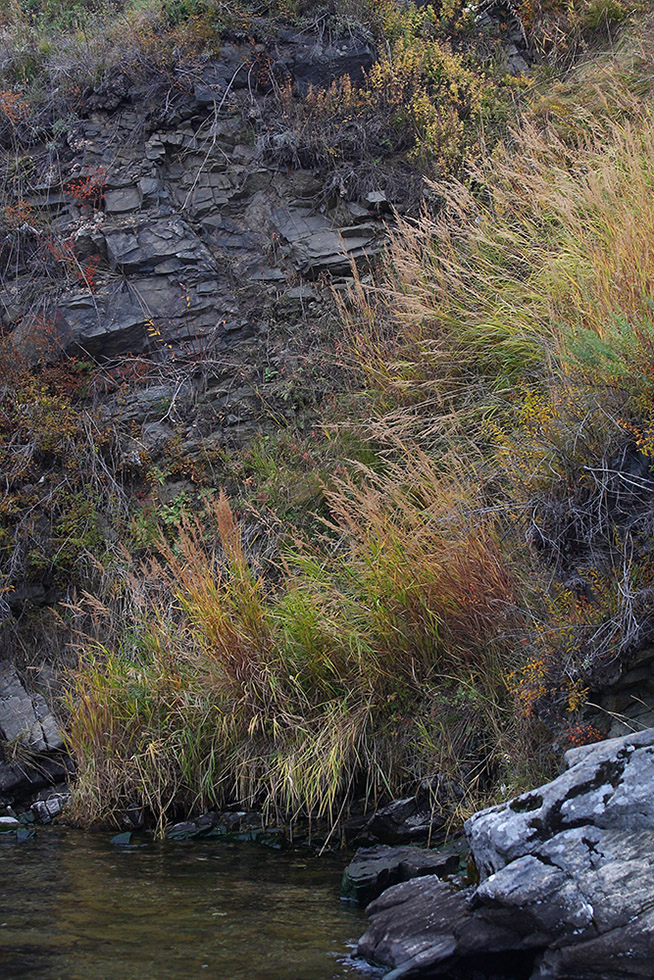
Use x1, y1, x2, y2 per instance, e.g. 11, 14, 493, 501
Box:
110, 831, 133, 846
165, 818, 214, 841
0, 815, 36, 843
164, 810, 286, 847
357, 728, 654, 979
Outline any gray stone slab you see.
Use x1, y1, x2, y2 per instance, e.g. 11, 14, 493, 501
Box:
0, 663, 63, 753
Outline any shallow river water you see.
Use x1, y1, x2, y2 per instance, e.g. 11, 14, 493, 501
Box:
1, 828, 370, 980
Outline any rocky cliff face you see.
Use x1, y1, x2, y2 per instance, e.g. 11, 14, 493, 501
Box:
3, 34, 386, 364
0, 25, 395, 640
0, 0, 538, 635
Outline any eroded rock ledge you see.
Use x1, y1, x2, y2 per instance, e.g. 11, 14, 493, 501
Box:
357, 728, 654, 979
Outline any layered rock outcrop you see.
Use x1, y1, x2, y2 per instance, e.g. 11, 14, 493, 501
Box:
4, 41, 385, 365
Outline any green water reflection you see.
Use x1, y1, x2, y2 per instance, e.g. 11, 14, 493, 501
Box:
0, 828, 369, 980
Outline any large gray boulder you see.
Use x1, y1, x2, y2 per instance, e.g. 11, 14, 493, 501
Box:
466, 727, 654, 877
357, 728, 654, 979
0, 662, 69, 808
473, 826, 654, 979
0, 661, 63, 754
358, 876, 505, 979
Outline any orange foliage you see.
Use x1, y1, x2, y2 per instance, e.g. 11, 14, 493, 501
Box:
65, 168, 108, 208
0, 90, 29, 126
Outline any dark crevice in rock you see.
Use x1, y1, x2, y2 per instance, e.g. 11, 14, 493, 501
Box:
529, 756, 625, 842
441, 949, 543, 980
509, 794, 542, 813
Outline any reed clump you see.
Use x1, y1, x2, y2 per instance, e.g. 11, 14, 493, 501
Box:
68, 469, 520, 829
341, 24, 654, 750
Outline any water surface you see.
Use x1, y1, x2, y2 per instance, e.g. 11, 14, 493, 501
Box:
1, 827, 369, 980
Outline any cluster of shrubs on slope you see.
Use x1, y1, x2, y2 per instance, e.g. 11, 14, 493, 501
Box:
0, 0, 640, 187
0, 340, 131, 642
3, 0, 654, 832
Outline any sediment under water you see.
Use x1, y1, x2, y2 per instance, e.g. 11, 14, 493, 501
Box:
0, 827, 369, 980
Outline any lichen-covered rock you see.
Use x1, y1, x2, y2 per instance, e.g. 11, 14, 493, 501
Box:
357, 729, 654, 980
471, 826, 654, 979
0, 662, 69, 808
466, 728, 654, 877
0, 661, 64, 754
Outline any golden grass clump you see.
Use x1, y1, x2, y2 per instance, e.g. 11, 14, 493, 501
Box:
343, 55, 654, 445
67, 468, 519, 831
337, 23, 654, 759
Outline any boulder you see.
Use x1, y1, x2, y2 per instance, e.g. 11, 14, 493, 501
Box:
31, 790, 72, 824
0, 661, 64, 754
357, 728, 654, 980
363, 795, 444, 846
164, 809, 286, 846
346, 779, 460, 847
472, 826, 654, 978
0, 762, 30, 799
0, 754, 73, 809
466, 727, 654, 877
0, 662, 70, 808
357, 876, 533, 980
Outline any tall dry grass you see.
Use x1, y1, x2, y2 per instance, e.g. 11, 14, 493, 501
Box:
342, 36, 654, 446
338, 26, 654, 748
67, 467, 519, 830
66, 17, 654, 833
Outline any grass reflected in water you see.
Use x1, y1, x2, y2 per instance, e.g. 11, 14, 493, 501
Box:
1, 828, 368, 980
